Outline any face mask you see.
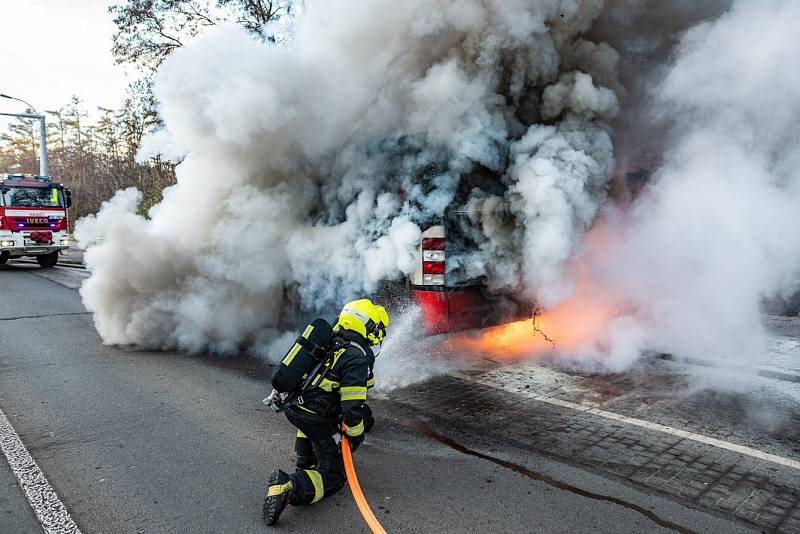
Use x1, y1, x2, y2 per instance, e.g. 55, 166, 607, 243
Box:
372, 342, 382, 357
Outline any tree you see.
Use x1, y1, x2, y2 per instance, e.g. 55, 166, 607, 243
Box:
0, 116, 39, 174
108, 1, 300, 169
0, 2, 302, 226
1, 97, 177, 225
62, 96, 89, 151
117, 79, 161, 157
109, 0, 296, 72
221, 0, 287, 37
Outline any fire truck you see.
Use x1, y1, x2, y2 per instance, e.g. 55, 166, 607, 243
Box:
409, 202, 531, 335
0, 174, 72, 268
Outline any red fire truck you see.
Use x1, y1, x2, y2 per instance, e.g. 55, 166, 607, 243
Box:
0, 174, 72, 268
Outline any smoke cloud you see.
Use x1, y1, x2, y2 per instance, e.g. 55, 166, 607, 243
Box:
78, 0, 621, 355
77, 0, 800, 381
593, 0, 800, 367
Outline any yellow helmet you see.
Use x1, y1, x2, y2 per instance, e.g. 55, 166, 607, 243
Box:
335, 298, 390, 346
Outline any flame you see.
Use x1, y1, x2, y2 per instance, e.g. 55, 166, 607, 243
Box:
453, 221, 623, 361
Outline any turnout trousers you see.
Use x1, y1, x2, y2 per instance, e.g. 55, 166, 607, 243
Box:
284, 405, 346, 505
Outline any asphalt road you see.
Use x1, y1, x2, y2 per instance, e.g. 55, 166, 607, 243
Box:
0, 263, 760, 533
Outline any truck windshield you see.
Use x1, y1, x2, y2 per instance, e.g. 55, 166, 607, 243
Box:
0, 186, 63, 208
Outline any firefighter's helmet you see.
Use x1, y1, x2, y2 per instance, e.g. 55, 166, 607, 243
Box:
336, 299, 390, 346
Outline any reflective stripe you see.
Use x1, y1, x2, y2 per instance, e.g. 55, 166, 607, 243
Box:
281, 343, 302, 366
340, 392, 367, 401
340, 386, 367, 395
340, 386, 367, 402
305, 470, 324, 503
296, 430, 307, 438
267, 481, 293, 496
282, 325, 314, 366
302, 345, 365, 396
331, 347, 346, 367
295, 404, 316, 414
318, 377, 340, 392
366, 377, 375, 389
307, 347, 346, 390
345, 419, 365, 437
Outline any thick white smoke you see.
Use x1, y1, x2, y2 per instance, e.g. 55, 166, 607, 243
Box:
77, 0, 800, 381
78, 0, 621, 356
463, 0, 800, 378
593, 0, 800, 367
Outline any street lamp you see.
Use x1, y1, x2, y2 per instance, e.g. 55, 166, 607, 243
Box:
0, 93, 48, 177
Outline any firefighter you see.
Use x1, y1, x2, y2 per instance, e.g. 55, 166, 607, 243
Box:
263, 298, 389, 526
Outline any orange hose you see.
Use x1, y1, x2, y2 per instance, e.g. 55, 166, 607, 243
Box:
341, 426, 389, 534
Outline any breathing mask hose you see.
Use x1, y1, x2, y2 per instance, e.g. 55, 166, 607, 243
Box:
340, 423, 388, 534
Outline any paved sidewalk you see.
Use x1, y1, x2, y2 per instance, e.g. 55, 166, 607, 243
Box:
389, 364, 800, 534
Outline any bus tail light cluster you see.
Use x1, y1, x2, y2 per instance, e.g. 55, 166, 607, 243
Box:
421, 237, 445, 285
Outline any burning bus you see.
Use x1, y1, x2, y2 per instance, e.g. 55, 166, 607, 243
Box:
407, 166, 647, 336
409, 196, 532, 335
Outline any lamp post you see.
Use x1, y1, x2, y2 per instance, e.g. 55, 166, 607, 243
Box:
0, 93, 48, 177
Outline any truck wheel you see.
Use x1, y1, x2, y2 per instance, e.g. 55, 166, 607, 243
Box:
36, 252, 58, 268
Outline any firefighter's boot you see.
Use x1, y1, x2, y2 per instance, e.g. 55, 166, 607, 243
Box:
263, 469, 293, 526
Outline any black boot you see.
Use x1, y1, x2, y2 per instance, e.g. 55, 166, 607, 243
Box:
296, 454, 318, 471
263, 469, 293, 526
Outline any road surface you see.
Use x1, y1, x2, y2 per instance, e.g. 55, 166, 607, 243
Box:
1, 262, 797, 533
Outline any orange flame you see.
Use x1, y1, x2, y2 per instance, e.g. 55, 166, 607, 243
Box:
453, 222, 623, 361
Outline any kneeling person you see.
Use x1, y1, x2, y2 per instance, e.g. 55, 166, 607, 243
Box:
263, 298, 389, 526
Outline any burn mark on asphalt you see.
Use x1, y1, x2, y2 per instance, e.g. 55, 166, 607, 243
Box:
0, 312, 91, 322
419, 425, 698, 534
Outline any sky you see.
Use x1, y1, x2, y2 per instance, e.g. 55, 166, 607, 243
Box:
0, 0, 128, 130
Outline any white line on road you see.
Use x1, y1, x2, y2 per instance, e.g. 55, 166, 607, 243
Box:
0, 407, 82, 534
469, 374, 800, 472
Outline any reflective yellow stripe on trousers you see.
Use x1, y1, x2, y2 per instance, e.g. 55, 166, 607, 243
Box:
305, 469, 324, 503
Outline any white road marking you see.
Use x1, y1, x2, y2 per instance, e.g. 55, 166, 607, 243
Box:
467, 371, 800, 472
0, 407, 82, 534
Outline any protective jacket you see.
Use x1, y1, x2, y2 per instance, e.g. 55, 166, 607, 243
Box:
295, 328, 375, 438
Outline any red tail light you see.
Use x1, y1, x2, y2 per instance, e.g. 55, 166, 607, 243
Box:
54, 218, 68, 231
423, 261, 445, 274
420, 234, 446, 285
0, 216, 7, 230
422, 237, 445, 250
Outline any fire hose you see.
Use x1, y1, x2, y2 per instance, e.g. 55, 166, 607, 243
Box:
340, 423, 388, 534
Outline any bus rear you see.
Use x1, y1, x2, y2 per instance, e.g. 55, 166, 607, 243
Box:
409, 203, 531, 335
